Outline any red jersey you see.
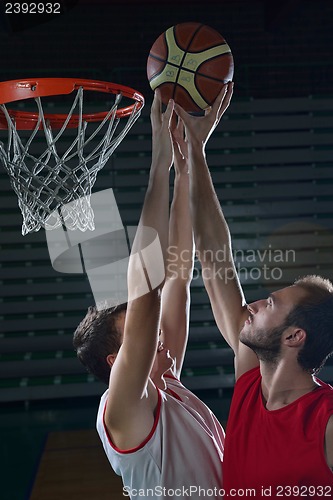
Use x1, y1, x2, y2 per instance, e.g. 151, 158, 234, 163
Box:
223, 367, 333, 498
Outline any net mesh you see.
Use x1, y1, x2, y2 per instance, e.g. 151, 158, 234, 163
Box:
0, 87, 142, 235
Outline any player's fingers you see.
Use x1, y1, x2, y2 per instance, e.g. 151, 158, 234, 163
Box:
217, 81, 234, 119
164, 99, 174, 127
174, 102, 188, 123
170, 111, 178, 133
172, 134, 183, 158
176, 118, 185, 140
212, 84, 229, 118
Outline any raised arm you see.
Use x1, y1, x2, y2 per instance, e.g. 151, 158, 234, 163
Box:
105, 94, 174, 448
174, 84, 258, 379
160, 119, 194, 379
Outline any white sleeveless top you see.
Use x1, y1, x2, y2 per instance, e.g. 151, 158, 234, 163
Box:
96, 375, 224, 499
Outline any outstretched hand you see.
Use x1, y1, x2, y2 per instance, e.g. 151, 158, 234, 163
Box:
174, 82, 234, 149
151, 90, 174, 169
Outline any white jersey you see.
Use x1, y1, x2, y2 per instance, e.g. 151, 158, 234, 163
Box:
96, 375, 224, 499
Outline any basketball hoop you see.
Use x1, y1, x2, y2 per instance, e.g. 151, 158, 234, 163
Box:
0, 78, 144, 235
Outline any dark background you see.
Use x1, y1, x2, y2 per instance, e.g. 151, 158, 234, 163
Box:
0, 0, 332, 99
0, 1, 332, 499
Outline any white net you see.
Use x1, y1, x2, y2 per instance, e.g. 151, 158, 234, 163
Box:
0, 86, 142, 235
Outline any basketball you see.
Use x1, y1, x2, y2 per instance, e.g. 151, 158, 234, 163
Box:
147, 22, 234, 113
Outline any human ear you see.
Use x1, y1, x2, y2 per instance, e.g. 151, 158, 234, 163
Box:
284, 328, 306, 347
106, 353, 117, 367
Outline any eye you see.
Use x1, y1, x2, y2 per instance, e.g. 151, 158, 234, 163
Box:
266, 298, 273, 307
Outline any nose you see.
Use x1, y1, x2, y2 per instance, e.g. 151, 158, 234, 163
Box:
247, 301, 259, 314
248, 298, 266, 314
247, 303, 255, 314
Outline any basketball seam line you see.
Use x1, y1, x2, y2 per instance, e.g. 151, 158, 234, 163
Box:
148, 53, 232, 85
173, 23, 205, 100
174, 84, 208, 111
148, 48, 231, 65
149, 41, 229, 58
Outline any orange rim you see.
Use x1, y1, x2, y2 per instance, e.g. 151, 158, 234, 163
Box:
0, 78, 145, 130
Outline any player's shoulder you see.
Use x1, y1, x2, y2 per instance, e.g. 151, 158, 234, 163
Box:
235, 365, 261, 386
305, 378, 333, 419
315, 377, 333, 399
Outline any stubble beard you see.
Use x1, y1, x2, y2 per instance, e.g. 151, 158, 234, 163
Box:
240, 323, 286, 365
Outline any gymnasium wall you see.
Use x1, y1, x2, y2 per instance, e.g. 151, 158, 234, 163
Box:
0, 0, 332, 97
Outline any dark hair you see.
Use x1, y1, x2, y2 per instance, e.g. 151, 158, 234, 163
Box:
73, 303, 127, 384
284, 275, 333, 374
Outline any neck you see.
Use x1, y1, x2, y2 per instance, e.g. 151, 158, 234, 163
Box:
260, 360, 318, 410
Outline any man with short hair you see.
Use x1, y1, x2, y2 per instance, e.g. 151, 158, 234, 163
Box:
175, 82, 333, 493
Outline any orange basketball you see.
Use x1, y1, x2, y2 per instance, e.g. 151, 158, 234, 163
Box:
147, 22, 234, 114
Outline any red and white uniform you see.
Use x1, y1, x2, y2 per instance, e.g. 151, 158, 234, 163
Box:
96, 375, 224, 499
223, 367, 333, 497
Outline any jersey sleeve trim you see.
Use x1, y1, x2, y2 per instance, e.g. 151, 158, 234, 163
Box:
166, 387, 183, 402
102, 385, 162, 455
